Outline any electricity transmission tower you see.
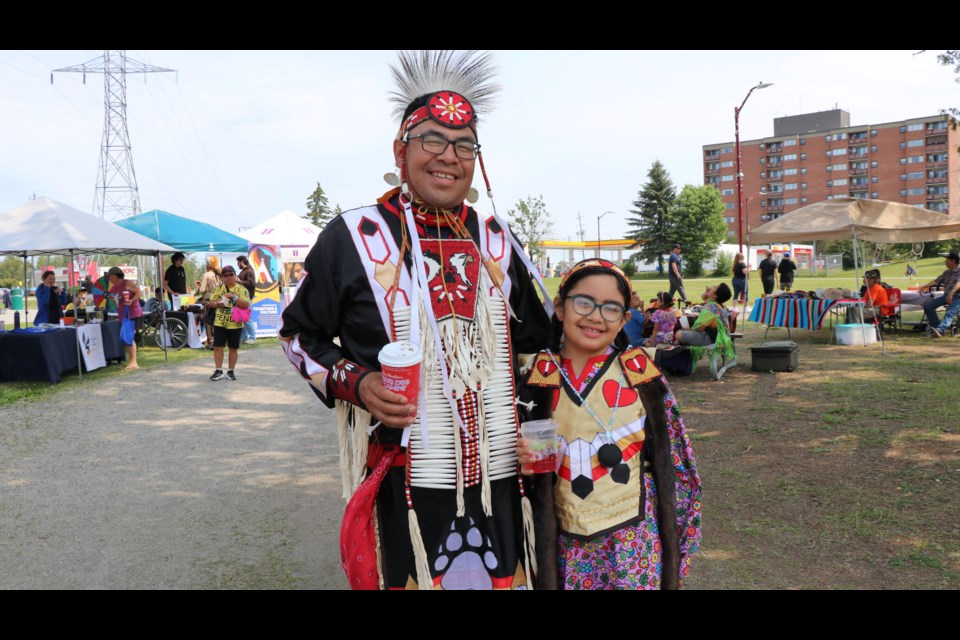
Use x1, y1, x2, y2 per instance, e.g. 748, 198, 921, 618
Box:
53, 51, 174, 220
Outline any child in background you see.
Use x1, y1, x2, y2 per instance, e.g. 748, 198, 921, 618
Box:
518, 259, 701, 590
645, 292, 678, 347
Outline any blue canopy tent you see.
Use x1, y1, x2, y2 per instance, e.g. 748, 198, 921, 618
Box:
114, 209, 249, 253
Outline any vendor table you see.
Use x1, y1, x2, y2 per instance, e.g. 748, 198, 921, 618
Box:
749, 297, 843, 338
0, 321, 124, 383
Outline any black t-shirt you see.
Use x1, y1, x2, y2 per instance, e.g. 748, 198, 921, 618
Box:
733, 261, 747, 278
758, 258, 777, 279
778, 259, 797, 281
164, 265, 187, 295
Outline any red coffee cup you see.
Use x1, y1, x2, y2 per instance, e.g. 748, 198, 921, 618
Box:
123, 290, 131, 304
377, 341, 422, 404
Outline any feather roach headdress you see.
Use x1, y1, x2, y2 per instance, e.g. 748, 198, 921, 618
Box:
389, 51, 500, 139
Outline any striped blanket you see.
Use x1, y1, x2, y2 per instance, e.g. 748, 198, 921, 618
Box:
749, 297, 840, 330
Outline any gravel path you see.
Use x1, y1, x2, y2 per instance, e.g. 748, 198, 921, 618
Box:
0, 345, 349, 589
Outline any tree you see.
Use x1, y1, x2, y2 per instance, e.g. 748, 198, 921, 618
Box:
937, 50, 960, 137
670, 185, 728, 277
507, 195, 553, 265
627, 161, 677, 272
304, 182, 335, 228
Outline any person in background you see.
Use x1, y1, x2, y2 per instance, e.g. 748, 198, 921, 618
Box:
206, 265, 250, 381
34, 270, 58, 325
731, 252, 749, 304
675, 283, 735, 372
758, 250, 777, 295
107, 266, 142, 370
777, 251, 798, 292
195, 256, 221, 349
859, 269, 888, 322
143, 287, 171, 314
164, 252, 188, 305
920, 251, 960, 338
237, 255, 257, 345
667, 243, 687, 303
623, 290, 645, 347
645, 292, 678, 347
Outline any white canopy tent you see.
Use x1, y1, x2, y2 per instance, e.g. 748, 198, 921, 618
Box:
749, 197, 960, 346
0, 197, 178, 372
240, 209, 323, 249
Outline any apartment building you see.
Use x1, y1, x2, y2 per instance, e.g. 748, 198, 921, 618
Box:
703, 110, 959, 238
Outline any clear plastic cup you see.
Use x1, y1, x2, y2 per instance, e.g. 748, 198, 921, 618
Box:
377, 341, 422, 404
520, 419, 559, 474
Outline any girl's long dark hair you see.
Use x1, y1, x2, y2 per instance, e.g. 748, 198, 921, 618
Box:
551, 266, 632, 353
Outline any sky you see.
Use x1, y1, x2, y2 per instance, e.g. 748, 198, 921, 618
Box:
0, 50, 956, 242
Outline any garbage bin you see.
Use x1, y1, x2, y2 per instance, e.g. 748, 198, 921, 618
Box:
11, 287, 24, 311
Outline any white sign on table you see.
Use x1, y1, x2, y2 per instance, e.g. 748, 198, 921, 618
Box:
187, 312, 205, 349
76, 324, 107, 371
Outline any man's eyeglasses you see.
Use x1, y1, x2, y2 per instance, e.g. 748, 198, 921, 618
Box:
407, 133, 480, 160
565, 294, 626, 322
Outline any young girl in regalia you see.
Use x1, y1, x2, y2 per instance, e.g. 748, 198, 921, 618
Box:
519, 259, 702, 589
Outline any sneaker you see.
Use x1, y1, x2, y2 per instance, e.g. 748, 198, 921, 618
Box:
226, 370, 237, 381
243, 339, 256, 345
929, 326, 943, 338
210, 369, 225, 381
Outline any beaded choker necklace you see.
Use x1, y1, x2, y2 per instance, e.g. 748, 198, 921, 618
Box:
547, 350, 629, 474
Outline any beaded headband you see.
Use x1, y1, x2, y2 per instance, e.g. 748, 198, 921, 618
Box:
558, 259, 633, 299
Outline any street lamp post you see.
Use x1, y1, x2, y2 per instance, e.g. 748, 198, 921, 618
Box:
596, 211, 613, 258
735, 82, 773, 254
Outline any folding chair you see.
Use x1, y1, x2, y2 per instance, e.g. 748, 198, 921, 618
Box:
878, 287, 901, 333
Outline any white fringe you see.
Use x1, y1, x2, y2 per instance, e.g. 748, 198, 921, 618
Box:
477, 399, 492, 516
521, 495, 537, 589
335, 401, 372, 499
408, 508, 434, 590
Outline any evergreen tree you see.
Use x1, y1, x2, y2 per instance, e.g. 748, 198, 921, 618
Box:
627, 161, 677, 272
304, 182, 334, 228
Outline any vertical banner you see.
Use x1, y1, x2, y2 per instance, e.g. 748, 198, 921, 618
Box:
280, 246, 309, 307
248, 244, 281, 337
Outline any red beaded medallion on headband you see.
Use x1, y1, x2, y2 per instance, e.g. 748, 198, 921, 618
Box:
401, 91, 476, 138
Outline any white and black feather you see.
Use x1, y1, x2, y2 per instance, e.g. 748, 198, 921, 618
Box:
389, 50, 500, 122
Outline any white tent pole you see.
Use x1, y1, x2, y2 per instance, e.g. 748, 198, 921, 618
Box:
157, 251, 168, 363
72, 249, 83, 379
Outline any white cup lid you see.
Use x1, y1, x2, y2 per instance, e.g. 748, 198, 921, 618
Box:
378, 341, 422, 367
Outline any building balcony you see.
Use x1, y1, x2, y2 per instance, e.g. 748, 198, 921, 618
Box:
767, 204, 784, 212
765, 145, 782, 154
847, 135, 868, 144
927, 159, 948, 168
850, 168, 868, 176
849, 151, 869, 159
704, 151, 721, 159
766, 161, 782, 168
927, 176, 948, 185
925, 142, 947, 152
926, 127, 948, 136
927, 193, 948, 201
705, 168, 720, 176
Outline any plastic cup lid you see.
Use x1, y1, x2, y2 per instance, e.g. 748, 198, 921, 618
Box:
378, 341, 422, 367
520, 419, 557, 438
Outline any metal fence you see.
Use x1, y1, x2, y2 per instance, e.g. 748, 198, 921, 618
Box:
812, 253, 843, 275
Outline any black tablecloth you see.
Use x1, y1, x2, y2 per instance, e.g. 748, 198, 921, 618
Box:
0, 321, 125, 383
